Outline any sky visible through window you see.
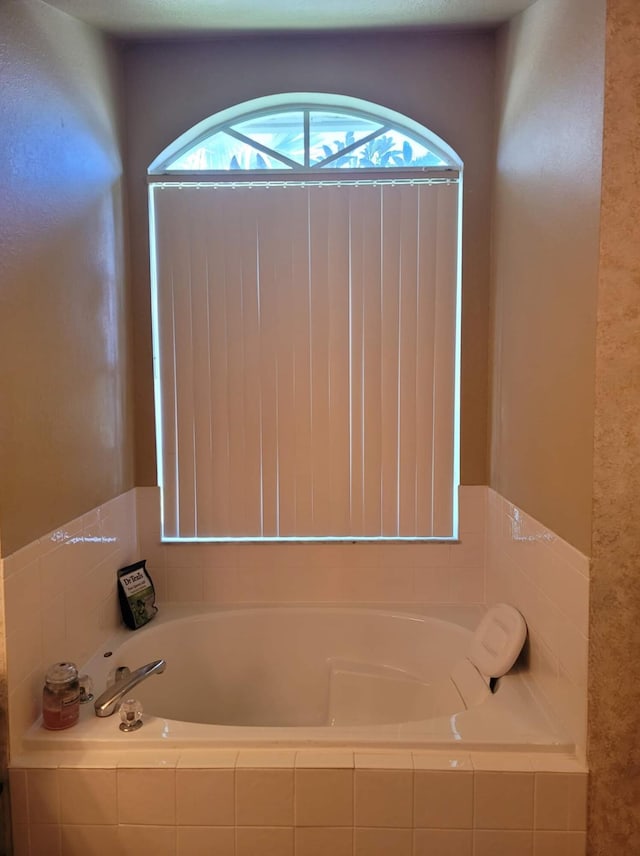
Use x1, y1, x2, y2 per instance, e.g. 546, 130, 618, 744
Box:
165, 108, 449, 171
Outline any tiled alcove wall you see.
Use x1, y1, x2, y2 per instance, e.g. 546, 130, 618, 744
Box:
485, 489, 589, 758
0, 486, 589, 757
136, 484, 589, 757
136, 486, 486, 607
2, 491, 139, 759
2, 486, 590, 856
3, 486, 485, 758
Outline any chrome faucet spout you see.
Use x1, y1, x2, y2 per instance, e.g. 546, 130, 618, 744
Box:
94, 659, 166, 717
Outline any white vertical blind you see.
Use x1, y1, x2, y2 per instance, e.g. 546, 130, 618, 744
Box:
150, 180, 459, 539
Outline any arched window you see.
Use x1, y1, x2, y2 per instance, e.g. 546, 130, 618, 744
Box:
149, 95, 462, 541
150, 93, 460, 174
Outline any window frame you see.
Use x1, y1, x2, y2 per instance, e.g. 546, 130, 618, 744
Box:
149, 93, 462, 177
148, 94, 463, 542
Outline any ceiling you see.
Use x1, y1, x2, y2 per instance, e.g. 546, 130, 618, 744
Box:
41, 0, 537, 37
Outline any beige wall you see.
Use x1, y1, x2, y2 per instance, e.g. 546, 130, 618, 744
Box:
123, 31, 495, 489
589, 0, 640, 851
0, 0, 134, 556
491, 0, 605, 553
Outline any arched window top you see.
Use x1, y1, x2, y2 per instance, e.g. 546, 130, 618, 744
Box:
149, 93, 461, 174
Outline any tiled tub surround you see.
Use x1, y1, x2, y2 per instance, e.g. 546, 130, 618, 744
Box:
1, 485, 591, 755
136, 484, 589, 754
2, 485, 590, 855
2, 490, 138, 759
3, 487, 486, 757
485, 490, 590, 759
9, 749, 587, 856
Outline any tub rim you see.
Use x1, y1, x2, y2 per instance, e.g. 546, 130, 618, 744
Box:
21, 602, 572, 755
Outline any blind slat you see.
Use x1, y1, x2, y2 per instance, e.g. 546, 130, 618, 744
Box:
397, 186, 420, 535
415, 187, 439, 534
191, 192, 216, 534
327, 187, 351, 535
173, 192, 197, 535
239, 192, 264, 534
207, 193, 232, 535
361, 186, 383, 535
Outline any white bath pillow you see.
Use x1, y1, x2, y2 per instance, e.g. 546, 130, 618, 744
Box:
468, 603, 527, 679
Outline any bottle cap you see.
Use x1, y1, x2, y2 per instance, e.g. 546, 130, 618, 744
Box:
45, 662, 79, 687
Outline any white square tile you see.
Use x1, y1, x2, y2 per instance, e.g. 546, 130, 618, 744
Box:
177, 826, 235, 856
474, 771, 534, 830
549, 536, 590, 578
236, 826, 294, 856
528, 755, 585, 774
117, 768, 176, 825
176, 768, 235, 825
450, 532, 485, 568
236, 768, 294, 826
355, 752, 413, 770
296, 751, 354, 769
9, 770, 28, 823
414, 770, 473, 828
534, 772, 587, 832
59, 769, 118, 824
414, 828, 472, 856
471, 753, 533, 772
354, 827, 412, 856
295, 827, 353, 856
136, 487, 162, 541
295, 768, 354, 826
3, 540, 42, 577
116, 751, 180, 768
165, 566, 204, 602
412, 752, 472, 770
555, 623, 588, 687
449, 565, 485, 603
41, 593, 66, 651
31, 823, 61, 856
458, 485, 487, 535
27, 768, 60, 823
178, 750, 238, 769
354, 770, 413, 827
4, 563, 42, 637
413, 567, 451, 601
533, 830, 586, 856
545, 554, 589, 636
58, 754, 119, 769
117, 824, 176, 856
165, 544, 206, 569
237, 750, 297, 768
11, 752, 61, 770
474, 829, 533, 856
417, 543, 452, 568
6, 626, 42, 688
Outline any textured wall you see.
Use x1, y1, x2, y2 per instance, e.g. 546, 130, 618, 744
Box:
122, 31, 495, 489
491, 0, 605, 554
588, 0, 640, 851
0, 0, 134, 556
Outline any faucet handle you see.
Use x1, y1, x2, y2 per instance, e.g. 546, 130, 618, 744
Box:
79, 674, 94, 703
107, 666, 131, 687
119, 698, 144, 732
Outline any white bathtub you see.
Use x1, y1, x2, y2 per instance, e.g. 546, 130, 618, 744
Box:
25, 605, 570, 752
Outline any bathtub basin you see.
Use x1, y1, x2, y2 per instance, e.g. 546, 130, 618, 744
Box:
25, 604, 571, 751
